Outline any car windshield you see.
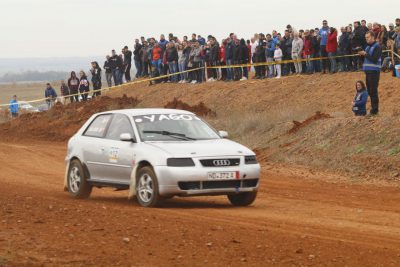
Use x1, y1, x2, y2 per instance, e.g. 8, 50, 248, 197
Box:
133, 114, 220, 141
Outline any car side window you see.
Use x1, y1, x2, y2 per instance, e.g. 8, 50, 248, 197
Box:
83, 114, 112, 138
105, 114, 135, 141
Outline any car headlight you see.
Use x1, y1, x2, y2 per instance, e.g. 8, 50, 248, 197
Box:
244, 155, 258, 164
167, 158, 195, 167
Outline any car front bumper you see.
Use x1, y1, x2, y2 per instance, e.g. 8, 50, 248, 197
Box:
154, 164, 261, 196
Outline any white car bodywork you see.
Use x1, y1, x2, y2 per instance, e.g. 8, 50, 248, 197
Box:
65, 109, 260, 206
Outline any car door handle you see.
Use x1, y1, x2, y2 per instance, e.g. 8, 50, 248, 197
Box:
100, 147, 105, 152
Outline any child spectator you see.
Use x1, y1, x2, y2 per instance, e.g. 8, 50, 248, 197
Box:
352, 81, 368, 116
274, 43, 283, 78
78, 71, 90, 101
60, 80, 72, 104
9, 95, 19, 118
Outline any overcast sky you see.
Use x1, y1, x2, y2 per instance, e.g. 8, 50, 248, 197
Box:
0, 0, 398, 58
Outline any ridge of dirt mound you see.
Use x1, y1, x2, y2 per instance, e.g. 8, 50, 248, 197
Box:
164, 98, 217, 117
288, 111, 332, 134
0, 94, 140, 142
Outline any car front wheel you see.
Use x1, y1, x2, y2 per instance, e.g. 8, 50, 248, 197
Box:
136, 166, 162, 207
67, 159, 92, 199
227, 191, 257, 206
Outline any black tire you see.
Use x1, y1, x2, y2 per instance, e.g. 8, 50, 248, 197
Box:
67, 159, 92, 199
227, 191, 257, 206
136, 166, 162, 207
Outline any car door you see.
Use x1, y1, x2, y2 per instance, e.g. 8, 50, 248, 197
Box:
102, 114, 136, 183
82, 114, 113, 181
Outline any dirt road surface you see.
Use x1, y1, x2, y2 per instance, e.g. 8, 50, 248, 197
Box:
1, 141, 400, 266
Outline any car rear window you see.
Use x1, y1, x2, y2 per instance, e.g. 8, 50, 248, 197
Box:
83, 114, 112, 138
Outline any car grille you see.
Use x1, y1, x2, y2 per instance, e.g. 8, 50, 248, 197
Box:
178, 179, 259, 190
199, 158, 240, 167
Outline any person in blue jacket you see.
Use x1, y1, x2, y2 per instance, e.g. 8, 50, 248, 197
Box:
352, 80, 369, 116
9, 95, 19, 118
45, 83, 57, 109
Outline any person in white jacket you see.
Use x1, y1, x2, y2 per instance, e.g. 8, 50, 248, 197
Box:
274, 43, 283, 78
292, 32, 304, 74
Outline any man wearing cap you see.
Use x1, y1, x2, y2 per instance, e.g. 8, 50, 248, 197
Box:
358, 31, 382, 116
9, 95, 19, 118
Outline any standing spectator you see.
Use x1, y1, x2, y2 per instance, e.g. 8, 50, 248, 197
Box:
45, 83, 57, 108
90, 62, 102, 98
219, 40, 227, 80
188, 41, 202, 84
225, 38, 234, 81
266, 34, 276, 78
141, 41, 150, 77
326, 27, 338, 73
233, 38, 242, 80
122, 46, 132, 82
165, 42, 179, 82
303, 30, 315, 74
151, 42, 163, 77
274, 43, 283, 79
352, 21, 366, 70
60, 80, 72, 104
239, 38, 249, 80
110, 50, 123, 85
318, 20, 330, 74
246, 39, 252, 72
103, 56, 113, 87
133, 39, 142, 78
78, 71, 90, 102
339, 27, 351, 72
292, 32, 304, 74
359, 31, 382, 115
9, 95, 19, 118
361, 20, 369, 34
209, 38, 220, 81
68, 71, 80, 102
388, 23, 395, 40
281, 30, 293, 75
311, 29, 321, 72
352, 81, 368, 116
178, 43, 188, 83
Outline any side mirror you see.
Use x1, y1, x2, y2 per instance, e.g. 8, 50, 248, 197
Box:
120, 133, 135, 142
219, 130, 229, 138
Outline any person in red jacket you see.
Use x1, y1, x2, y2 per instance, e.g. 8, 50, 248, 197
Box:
326, 27, 338, 73
246, 39, 252, 72
219, 39, 227, 80
303, 30, 315, 73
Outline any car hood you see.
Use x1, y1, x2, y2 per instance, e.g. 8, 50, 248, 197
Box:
144, 139, 255, 158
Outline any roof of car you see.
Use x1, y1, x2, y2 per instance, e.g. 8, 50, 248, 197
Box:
97, 108, 195, 116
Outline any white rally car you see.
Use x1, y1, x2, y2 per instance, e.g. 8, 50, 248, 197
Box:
64, 109, 261, 207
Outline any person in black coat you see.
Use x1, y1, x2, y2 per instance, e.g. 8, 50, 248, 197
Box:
90, 62, 102, 98
239, 39, 249, 79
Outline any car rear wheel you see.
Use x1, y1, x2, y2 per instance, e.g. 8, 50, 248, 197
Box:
227, 191, 257, 206
67, 159, 92, 199
136, 166, 162, 207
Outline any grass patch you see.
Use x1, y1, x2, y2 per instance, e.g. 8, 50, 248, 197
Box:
388, 146, 400, 156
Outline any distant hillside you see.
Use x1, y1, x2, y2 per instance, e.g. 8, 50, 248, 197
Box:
0, 71, 69, 83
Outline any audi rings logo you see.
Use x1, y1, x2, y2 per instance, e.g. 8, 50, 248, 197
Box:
213, 159, 231, 166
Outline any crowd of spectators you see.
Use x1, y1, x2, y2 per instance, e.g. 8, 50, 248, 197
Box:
6, 18, 400, 118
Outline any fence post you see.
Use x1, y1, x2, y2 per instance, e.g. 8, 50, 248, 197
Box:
204, 62, 208, 81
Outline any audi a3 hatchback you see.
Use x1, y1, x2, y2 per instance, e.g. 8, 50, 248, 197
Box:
64, 109, 261, 207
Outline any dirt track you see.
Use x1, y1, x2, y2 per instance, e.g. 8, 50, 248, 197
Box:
1, 141, 400, 266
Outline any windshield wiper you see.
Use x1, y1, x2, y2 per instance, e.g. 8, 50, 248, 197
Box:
143, 131, 197, 141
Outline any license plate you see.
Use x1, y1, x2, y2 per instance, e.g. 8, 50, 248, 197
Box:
207, 171, 239, 180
